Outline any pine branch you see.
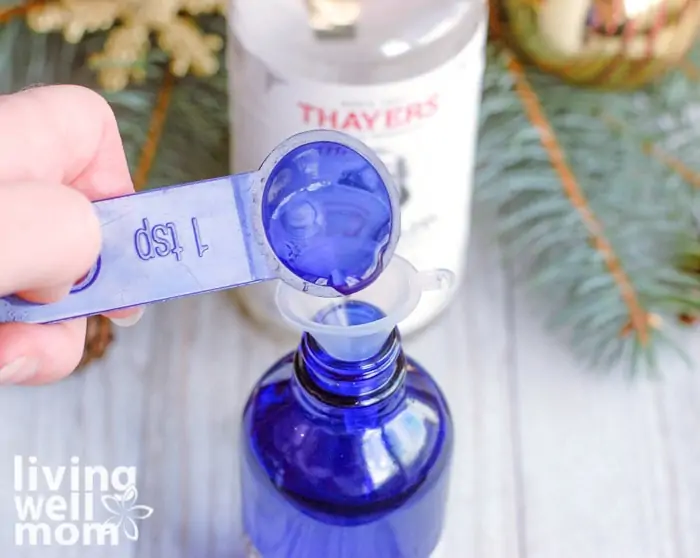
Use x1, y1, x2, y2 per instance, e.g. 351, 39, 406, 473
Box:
476, 42, 700, 374
103, 16, 230, 188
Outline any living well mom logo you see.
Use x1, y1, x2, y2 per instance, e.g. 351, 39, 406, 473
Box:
13, 456, 154, 547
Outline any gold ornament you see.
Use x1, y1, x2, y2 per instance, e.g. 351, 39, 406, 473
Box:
27, 0, 227, 91
492, 0, 700, 89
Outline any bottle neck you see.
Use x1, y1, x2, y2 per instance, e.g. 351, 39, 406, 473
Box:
292, 329, 406, 415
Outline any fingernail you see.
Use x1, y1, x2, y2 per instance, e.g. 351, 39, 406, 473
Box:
0, 357, 38, 385
109, 308, 144, 328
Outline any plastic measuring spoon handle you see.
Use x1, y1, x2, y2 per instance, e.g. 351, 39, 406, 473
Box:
0, 173, 274, 324
0, 129, 402, 324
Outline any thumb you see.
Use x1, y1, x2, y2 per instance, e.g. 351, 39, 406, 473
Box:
0, 181, 101, 302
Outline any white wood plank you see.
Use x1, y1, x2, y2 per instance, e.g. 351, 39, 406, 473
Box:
0, 306, 156, 558
653, 329, 700, 558
510, 282, 682, 558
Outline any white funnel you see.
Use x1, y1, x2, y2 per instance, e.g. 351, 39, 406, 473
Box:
275, 256, 455, 362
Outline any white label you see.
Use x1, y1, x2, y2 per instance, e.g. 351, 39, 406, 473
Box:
230, 21, 486, 332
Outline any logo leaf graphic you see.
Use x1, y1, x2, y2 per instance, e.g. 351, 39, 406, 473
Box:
123, 517, 140, 541
130, 505, 154, 520
122, 485, 138, 507
100, 484, 153, 542
101, 494, 125, 517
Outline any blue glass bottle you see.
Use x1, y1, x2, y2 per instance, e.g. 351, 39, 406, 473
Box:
241, 300, 453, 558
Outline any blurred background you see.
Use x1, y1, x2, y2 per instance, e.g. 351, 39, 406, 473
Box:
1, 1, 700, 557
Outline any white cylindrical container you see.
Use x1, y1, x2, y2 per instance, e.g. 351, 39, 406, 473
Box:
228, 0, 487, 337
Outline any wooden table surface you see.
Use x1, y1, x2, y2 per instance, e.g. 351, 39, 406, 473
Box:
1, 219, 699, 558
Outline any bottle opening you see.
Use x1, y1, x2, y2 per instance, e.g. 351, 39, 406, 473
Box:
276, 255, 454, 362
313, 300, 386, 327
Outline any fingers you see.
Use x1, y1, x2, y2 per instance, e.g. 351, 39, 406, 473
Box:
0, 181, 140, 384
105, 307, 145, 326
0, 182, 100, 300
0, 319, 87, 385
0, 86, 144, 383
0, 84, 134, 199
0, 181, 145, 318
0, 85, 143, 323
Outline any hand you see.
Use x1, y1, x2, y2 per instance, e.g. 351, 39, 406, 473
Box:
0, 85, 143, 386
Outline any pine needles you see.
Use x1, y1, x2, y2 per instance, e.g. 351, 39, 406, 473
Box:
476, 43, 700, 374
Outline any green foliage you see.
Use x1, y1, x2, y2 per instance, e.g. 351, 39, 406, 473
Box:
102, 15, 230, 187
475, 43, 700, 373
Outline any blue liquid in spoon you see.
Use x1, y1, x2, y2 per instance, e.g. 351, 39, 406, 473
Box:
262, 141, 395, 295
